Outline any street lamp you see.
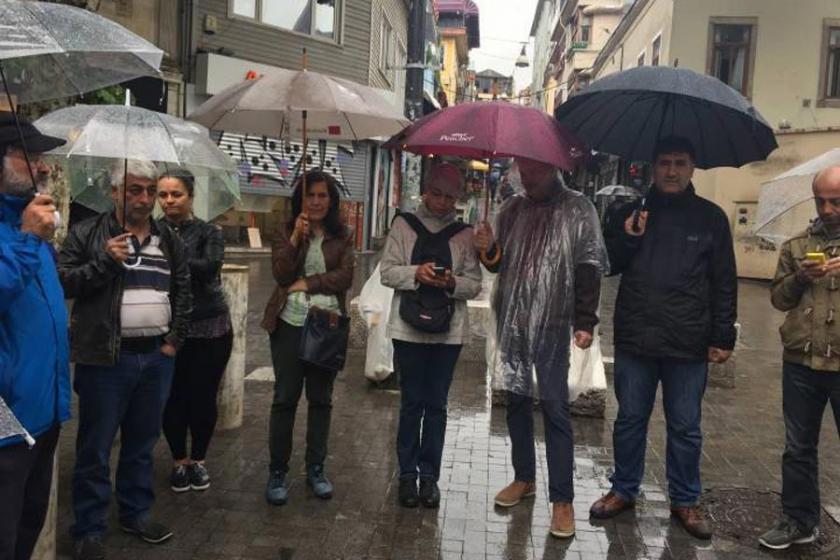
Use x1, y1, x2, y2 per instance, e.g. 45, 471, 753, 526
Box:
515, 43, 530, 68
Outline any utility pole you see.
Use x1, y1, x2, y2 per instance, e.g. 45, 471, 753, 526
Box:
405, 0, 427, 120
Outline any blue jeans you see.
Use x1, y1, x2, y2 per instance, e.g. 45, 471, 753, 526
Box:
71, 348, 174, 538
781, 362, 840, 532
610, 349, 707, 507
394, 341, 461, 482
506, 350, 573, 503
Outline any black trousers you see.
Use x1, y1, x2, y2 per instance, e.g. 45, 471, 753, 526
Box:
0, 424, 60, 560
781, 361, 840, 532
393, 341, 461, 482
162, 331, 234, 461
268, 320, 336, 473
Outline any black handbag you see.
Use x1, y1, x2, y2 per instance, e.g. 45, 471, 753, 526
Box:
299, 305, 350, 371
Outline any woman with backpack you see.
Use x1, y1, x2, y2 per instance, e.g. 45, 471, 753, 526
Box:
261, 170, 355, 506
380, 163, 482, 508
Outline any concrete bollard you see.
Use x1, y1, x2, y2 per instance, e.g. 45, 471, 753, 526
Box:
31, 454, 57, 560
217, 264, 249, 430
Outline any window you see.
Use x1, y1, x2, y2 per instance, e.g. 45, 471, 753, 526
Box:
230, 0, 341, 42
580, 15, 592, 44
707, 20, 756, 96
819, 20, 840, 107
232, 0, 256, 18
651, 35, 661, 66
379, 16, 395, 83
637, 51, 645, 67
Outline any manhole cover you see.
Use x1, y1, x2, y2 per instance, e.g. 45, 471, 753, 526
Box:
704, 488, 840, 557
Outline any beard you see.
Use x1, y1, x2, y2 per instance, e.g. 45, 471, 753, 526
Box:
2, 158, 47, 196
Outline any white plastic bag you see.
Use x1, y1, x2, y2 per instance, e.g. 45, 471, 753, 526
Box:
567, 328, 607, 402
486, 313, 607, 402
357, 264, 395, 382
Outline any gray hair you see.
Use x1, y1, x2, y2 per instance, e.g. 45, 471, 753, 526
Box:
110, 159, 159, 188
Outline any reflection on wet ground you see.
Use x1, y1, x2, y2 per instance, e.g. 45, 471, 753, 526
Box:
54, 257, 839, 559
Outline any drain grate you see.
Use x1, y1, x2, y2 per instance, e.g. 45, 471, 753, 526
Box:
704, 488, 840, 557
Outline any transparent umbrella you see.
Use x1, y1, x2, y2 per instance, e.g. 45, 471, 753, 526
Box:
0, 395, 34, 446
595, 185, 642, 198
0, 0, 163, 194
35, 103, 240, 221
0, 0, 162, 104
753, 148, 840, 243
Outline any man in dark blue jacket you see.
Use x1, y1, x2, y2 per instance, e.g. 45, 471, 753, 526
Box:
589, 137, 738, 539
0, 113, 70, 560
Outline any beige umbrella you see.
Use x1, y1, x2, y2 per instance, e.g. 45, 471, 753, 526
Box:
188, 49, 408, 198
187, 62, 409, 142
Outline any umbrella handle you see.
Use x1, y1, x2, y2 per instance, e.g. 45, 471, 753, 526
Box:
631, 197, 647, 233
0, 61, 39, 194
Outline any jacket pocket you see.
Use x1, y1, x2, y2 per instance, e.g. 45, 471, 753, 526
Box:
779, 307, 811, 351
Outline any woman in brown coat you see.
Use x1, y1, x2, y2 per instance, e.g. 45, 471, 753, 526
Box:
261, 170, 354, 505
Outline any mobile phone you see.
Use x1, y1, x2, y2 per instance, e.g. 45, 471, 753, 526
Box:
805, 252, 826, 264
432, 266, 447, 277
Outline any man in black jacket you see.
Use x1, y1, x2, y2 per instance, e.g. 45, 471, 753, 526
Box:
589, 137, 737, 540
58, 160, 192, 560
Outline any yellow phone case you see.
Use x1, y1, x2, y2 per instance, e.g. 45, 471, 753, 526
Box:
805, 252, 826, 264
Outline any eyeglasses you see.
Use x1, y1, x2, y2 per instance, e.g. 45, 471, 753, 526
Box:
125, 184, 157, 197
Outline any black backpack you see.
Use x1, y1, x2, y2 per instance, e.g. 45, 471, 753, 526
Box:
398, 214, 470, 334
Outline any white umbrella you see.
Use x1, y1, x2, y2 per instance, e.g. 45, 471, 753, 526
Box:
187, 67, 409, 141
754, 148, 840, 243
595, 185, 642, 198
189, 50, 408, 198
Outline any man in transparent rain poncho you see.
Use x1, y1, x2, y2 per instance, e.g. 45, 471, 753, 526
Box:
475, 158, 607, 539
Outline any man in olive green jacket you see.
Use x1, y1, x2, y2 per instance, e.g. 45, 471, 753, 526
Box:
759, 166, 840, 551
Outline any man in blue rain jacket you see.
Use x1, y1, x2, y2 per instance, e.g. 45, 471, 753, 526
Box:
0, 112, 70, 560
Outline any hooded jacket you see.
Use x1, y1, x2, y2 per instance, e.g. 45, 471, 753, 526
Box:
772, 219, 840, 372
0, 194, 70, 447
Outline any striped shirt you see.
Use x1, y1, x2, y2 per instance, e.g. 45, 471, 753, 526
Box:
121, 233, 172, 338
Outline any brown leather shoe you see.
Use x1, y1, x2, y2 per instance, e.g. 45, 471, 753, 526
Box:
589, 491, 635, 519
550, 502, 575, 538
671, 506, 713, 539
494, 481, 536, 507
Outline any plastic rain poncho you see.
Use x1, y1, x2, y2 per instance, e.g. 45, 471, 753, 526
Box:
487, 184, 608, 402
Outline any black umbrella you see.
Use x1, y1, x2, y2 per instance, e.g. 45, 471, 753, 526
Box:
555, 66, 777, 169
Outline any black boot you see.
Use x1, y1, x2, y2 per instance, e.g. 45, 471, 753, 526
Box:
398, 478, 419, 508
419, 479, 440, 508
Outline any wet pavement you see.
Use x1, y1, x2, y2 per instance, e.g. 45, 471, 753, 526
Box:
53, 255, 840, 559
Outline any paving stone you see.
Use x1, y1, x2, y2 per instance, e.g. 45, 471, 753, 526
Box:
51, 263, 840, 560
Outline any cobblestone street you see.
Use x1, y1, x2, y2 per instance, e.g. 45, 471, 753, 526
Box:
53, 257, 840, 559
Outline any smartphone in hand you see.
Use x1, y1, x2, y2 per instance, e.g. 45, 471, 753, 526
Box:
805, 252, 827, 265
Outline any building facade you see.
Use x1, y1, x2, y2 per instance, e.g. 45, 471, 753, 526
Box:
591, 0, 840, 278
435, 0, 480, 105
475, 69, 514, 101
530, 0, 560, 112
551, 0, 626, 107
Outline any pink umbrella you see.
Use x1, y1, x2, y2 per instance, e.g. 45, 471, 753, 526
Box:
384, 101, 587, 170
385, 101, 587, 227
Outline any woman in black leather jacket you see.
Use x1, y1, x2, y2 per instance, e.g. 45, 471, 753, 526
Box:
157, 168, 233, 493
